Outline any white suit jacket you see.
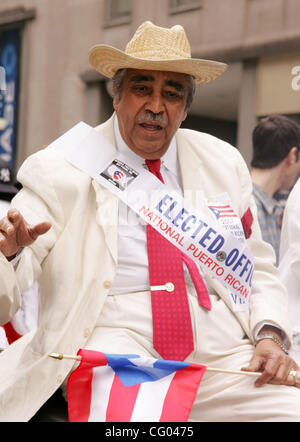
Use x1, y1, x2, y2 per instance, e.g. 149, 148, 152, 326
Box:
279, 177, 300, 365
0, 115, 290, 421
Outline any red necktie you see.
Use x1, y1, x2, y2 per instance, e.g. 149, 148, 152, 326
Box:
146, 159, 211, 361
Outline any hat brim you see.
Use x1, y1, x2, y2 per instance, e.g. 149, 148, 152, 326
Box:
88, 45, 227, 85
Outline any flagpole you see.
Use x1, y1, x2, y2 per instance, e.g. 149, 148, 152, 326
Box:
205, 366, 259, 377
48, 352, 260, 377
49, 352, 82, 361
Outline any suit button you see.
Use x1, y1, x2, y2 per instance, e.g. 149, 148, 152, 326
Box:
83, 328, 90, 338
103, 280, 112, 289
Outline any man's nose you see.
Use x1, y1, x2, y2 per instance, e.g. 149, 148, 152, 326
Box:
145, 92, 165, 114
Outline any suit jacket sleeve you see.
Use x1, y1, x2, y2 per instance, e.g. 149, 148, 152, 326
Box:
235, 149, 291, 342
279, 178, 300, 353
0, 149, 65, 323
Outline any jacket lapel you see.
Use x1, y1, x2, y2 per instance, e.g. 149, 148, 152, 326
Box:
92, 116, 119, 264
177, 131, 216, 226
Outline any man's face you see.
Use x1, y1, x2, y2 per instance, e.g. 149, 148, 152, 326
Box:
113, 69, 189, 159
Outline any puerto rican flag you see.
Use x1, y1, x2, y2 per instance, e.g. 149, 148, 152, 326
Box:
208, 204, 238, 219
67, 349, 206, 422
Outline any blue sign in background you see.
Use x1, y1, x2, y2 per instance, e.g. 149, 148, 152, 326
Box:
0, 29, 20, 168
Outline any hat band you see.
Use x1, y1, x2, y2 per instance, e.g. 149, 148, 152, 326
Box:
126, 48, 191, 61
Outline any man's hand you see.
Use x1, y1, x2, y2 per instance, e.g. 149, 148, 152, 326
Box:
242, 331, 298, 387
0, 209, 51, 258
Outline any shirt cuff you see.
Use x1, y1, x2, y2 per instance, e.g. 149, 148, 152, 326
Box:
10, 247, 24, 269
254, 321, 289, 347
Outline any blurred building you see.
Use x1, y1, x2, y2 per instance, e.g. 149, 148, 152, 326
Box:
0, 0, 299, 171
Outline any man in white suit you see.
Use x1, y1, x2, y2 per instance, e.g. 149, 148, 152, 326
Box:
0, 21, 300, 422
279, 179, 300, 368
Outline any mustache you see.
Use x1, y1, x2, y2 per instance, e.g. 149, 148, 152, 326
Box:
136, 111, 167, 126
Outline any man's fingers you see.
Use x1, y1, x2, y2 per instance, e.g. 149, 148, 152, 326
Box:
7, 209, 23, 227
270, 359, 294, 385
254, 357, 281, 387
0, 210, 51, 257
0, 231, 7, 244
270, 360, 299, 386
242, 356, 263, 374
287, 367, 300, 387
0, 209, 26, 236
0, 218, 15, 236
28, 222, 52, 240
242, 356, 271, 387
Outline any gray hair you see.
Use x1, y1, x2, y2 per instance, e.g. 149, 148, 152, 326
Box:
112, 68, 195, 111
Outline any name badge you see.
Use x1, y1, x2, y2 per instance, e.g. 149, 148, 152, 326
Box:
207, 194, 249, 311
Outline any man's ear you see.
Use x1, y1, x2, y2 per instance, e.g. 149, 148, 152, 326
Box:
287, 147, 299, 165
113, 96, 118, 112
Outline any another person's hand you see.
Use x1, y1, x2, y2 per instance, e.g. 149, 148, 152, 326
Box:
0, 209, 51, 258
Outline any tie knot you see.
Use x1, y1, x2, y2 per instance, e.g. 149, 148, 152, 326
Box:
145, 159, 161, 175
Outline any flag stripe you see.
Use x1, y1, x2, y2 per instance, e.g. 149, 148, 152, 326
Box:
209, 205, 231, 209
159, 364, 207, 422
68, 349, 107, 422
67, 364, 93, 422
106, 372, 140, 422
219, 210, 235, 215
130, 372, 175, 422
89, 365, 115, 421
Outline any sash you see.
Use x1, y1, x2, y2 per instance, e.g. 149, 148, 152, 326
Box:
49, 122, 254, 310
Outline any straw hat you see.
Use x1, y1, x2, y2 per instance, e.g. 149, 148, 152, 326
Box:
89, 21, 227, 85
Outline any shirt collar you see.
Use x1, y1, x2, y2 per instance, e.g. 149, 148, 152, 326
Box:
114, 115, 178, 176
252, 183, 281, 215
